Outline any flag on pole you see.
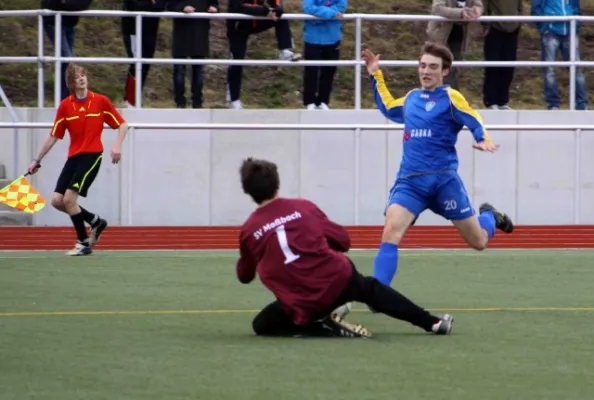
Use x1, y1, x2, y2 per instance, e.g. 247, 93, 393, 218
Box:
0, 176, 46, 214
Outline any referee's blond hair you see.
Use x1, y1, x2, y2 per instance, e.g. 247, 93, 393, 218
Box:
66, 64, 87, 94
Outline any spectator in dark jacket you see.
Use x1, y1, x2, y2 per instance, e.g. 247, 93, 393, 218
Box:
302, 0, 347, 110
41, 0, 92, 101
226, 0, 301, 109
121, 0, 166, 108
481, 0, 522, 110
167, 0, 219, 108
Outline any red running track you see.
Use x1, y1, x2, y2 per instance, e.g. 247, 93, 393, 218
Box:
1, 226, 594, 250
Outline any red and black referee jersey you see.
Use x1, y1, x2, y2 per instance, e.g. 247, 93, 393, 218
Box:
50, 90, 126, 158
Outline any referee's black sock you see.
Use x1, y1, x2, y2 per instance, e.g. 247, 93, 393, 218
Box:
70, 212, 89, 244
79, 206, 99, 227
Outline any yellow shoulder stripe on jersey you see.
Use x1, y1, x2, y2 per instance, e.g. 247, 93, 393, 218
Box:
50, 118, 64, 136
447, 87, 491, 142
372, 70, 406, 109
104, 111, 121, 127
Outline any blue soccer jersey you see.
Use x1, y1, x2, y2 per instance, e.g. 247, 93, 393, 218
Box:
370, 70, 492, 180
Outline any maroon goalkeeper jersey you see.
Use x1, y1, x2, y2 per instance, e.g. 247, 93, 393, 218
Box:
236, 198, 353, 325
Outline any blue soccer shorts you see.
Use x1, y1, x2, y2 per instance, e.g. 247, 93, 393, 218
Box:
385, 171, 476, 221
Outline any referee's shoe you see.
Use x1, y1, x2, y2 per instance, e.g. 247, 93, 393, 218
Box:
67, 240, 92, 256
89, 218, 108, 247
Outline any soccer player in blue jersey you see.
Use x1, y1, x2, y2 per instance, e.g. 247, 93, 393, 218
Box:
363, 42, 514, 287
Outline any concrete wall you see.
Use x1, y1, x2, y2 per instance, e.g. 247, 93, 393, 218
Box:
1, 107, 593, 226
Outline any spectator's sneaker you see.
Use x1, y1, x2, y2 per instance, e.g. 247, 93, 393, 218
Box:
229, 100, 243, 109
66, 240, 92, 256
479, 203, 514, 234
320, 314, 372, 338
318, 103, 330, 110
279, 49, 302, 61
499, 104, 512, 110
306, 103, 317, 110
89, 218, 108, 247
431, 314, 454, 335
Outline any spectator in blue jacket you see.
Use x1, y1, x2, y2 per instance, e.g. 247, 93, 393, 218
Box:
302, 0, 347, 110
531, 0, 588, 110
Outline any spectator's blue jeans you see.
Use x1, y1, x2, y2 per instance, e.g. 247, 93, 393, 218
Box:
173, 59, 204, 108
44, 23, 75, 101
541, 31, 588, 110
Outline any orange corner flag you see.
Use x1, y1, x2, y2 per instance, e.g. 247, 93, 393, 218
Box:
0, 176, 46, 214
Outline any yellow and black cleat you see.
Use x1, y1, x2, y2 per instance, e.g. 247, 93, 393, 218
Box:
329, 313, 373, 338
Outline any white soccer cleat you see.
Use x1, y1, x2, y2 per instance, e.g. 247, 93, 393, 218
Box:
431, 314, 454, 335
66, 241, 92, 256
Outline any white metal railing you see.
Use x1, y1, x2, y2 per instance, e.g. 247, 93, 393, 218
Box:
0, 85, 21, 183
0, 10, 591, 110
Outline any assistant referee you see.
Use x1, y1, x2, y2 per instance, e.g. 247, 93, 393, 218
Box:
28, 64, 129, 256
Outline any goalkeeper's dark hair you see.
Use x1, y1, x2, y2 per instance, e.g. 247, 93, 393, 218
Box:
240, 157, 280, 204
420, 41, 454, 71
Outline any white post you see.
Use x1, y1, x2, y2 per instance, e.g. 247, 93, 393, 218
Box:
569, 18, 576, 111
574, 128, 581, 223
0, 85, 20, 180
54, 11, 62, 107
354, 17, 362, 110
126, 15, 143, 225
354, 127, 361, 224
37, 14, 45, 108
134, 14, 143, 109
127, 127, 134, 226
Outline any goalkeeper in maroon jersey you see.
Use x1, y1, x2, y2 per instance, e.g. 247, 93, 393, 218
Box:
235, 157, 453, 338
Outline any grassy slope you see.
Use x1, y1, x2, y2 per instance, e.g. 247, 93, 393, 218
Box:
0, 0, 593, 109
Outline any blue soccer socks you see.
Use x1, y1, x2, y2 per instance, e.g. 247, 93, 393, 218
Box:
372, 242, 399, 286
478, 210, 496, 241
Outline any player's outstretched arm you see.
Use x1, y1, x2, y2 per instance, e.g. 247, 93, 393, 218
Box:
236, 239, 257, 284
28, 102, 66, 174
28, 136, 59, 174
111, 121, 129, 164
103, 96, 128, 164
362, 49, 406, 123
447, 88, 498, 152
